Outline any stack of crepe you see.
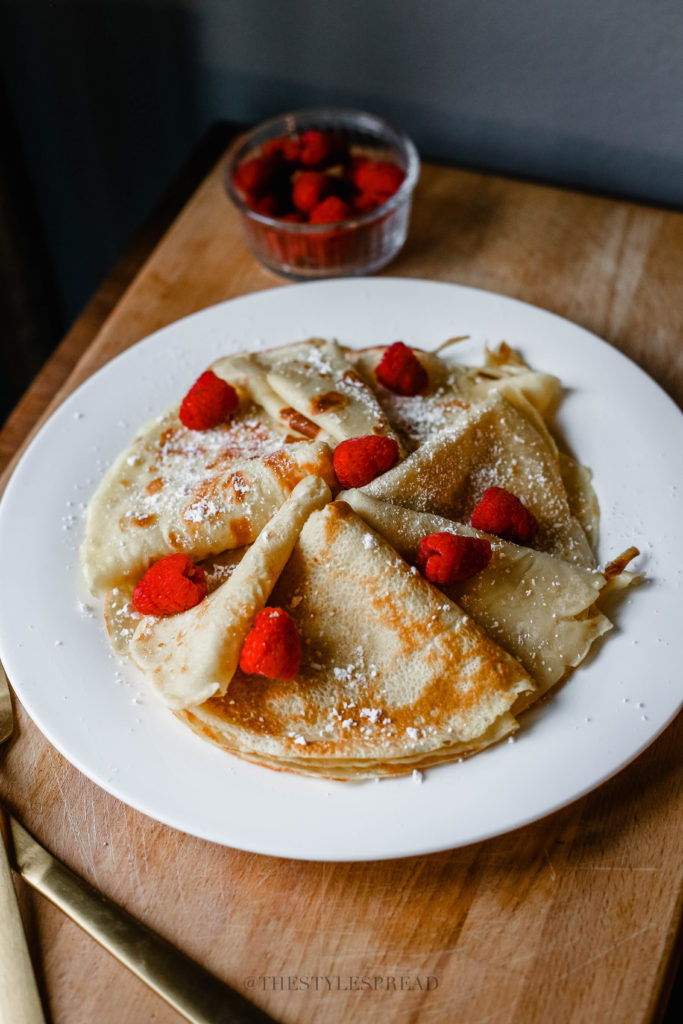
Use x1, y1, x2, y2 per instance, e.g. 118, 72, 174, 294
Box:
81, 338, 637, 779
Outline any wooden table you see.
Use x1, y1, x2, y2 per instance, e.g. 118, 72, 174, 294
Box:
1, 126, 682, 1024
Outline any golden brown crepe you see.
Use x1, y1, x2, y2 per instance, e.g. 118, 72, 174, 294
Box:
349, 341, 562, 450
177, 502, 535, 778
81, 337, 638, 780
80, 398, 336, 596
129, 476, 331, 709
359, 390, 596, 568
340, 490, 625, 697
214, 338, 401, 447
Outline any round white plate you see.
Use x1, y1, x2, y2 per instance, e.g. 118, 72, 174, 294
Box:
0, 279, 681, 861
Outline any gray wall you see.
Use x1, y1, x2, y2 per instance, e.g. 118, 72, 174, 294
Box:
2, 0, 682, 324
199, 0, 683, 204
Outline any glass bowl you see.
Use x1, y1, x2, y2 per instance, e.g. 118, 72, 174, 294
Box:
224, 107, 420, 279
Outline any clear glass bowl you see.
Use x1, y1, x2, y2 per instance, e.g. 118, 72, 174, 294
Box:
224, 108, 420, 279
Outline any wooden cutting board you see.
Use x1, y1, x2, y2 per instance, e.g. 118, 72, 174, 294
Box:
1, 127, 682, 1024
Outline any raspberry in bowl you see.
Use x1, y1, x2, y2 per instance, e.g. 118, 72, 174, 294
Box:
224, 108, 420, 279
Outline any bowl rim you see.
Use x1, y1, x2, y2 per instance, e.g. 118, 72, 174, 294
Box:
223, 106, 420, 233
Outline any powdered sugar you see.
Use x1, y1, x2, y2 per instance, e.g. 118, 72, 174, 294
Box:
184, 497, 219, 523
118, 403, 288, 528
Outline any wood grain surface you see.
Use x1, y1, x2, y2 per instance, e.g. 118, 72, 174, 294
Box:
1, 137, 682, 1024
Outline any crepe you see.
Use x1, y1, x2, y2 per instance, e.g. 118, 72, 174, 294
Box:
558, 452, 600, 549
104, 546, 248, 658
178, 501, 535, 778
81, 335, 639, 781
129, 476, 331, 709
211, 351, 335, 444
341, 490, 622, 696
349, 341, 562, 450
360, 390, 596, 568
214, 338, 401, 447
352, 345, 590, 552
80, 397, 335, 596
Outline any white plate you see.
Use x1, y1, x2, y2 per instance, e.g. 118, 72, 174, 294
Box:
0, 279, 681, 861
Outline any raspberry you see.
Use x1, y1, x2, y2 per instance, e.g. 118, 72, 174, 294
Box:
309, 196, 352, 224
239, 607, 301, 680
292, 171, 331, 214
179, 370, 238, 431
417, 533, 492, 585
333, 435, 399, 488
233, 156, 277, 197
282, 138, 303, 162
375, 342, 429, 396
352, 160, 404, 198
133, 554, 207, 616
299, 130, 345, 167
251, 193, 281, 217
353, 191, 383, 214
261, 137, 302, 163
471, 487, 539, 545
348, 157, 372, 188
260, 138, 285, 161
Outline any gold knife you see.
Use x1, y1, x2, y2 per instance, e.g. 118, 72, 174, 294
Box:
6, 814, 277, 1024
0, 661, 46, 1023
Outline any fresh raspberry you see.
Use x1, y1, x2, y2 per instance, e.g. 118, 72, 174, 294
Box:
133, 554, 207, 616
260, 138, 285, 161
299, 130, 345, 167
250, 192, 282, 217
233, 156, 277, 197
471, 487, 539, 545
347, 157, 372, 189
261, 136, 302, 163
309, 196, 352, 224
417, 533, 492, 585
239, 607, 301, 680
292, 171, 331, 213
352, 160, 404, 198
353, 191, 383, 214
333, 435, 399, 488
282, 137, 303, 162
179, 370, 239, 431
375, 342, 429, 396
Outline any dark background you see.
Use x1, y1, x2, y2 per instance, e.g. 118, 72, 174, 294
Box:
1, 0, 682, 419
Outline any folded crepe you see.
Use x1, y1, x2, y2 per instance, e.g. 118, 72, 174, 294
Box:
83, 336, 640, 781
214, 338, 401, 447
80, 396, 335, 596
128, 476, 331, 709
350, 341, 601, 543
212, 351, 335, 444
104, 546, 247, 658
177, 501, 536, 778
359, 390, 596, 568
349, 341, 562, 450
340, 490, 630, 697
